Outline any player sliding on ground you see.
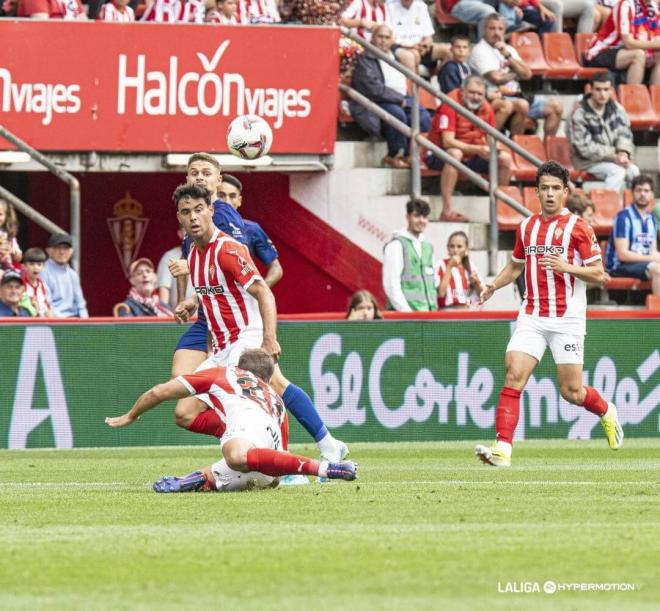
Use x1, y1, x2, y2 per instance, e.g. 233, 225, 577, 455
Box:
105, 349, 357, 492
475, 161, 624, 467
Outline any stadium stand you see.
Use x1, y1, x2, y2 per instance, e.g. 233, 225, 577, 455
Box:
544, 136, 583, 183
434, 0, 459, 26
589, 189, 622, 235
617, 84, 657, 131
522, 187, 542, 214
509, 32, 549, 77
495, 186, 525, 231
543, 33, 582, 80
511, 135, 546, 183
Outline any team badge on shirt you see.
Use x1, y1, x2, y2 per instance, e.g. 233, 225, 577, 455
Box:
554, 227, 563, 241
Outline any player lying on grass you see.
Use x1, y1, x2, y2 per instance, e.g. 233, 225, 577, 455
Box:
105, 349, 357, 492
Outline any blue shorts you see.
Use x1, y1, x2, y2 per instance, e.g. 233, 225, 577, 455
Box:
608, 262, 651, 281
502, 95, 546, 120
426, 153, 489, 173
175, 318, 208, 352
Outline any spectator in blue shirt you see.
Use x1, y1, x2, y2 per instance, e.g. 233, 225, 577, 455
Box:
605, 174, 660, 295
41, 233, 89, 318
218, 174, 284, 288
0, 270, 31, 317
438, 34, 472, 95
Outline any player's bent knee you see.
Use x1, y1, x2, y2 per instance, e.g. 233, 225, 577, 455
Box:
223, 446, 249, 472
559, 385, 582, 404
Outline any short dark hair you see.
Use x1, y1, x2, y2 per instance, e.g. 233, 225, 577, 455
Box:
565, 193, 593, 216
450, 34, 470, 45
484, 13, 505, 26
631, 174, 654, 191
172, 184, 212, 208
23, 247, 47, 263
536, 161, 569, 189
590, 72, 612, 86
187, 152, 221, 173
237, 349, 275, 383
406, 198, 431, 217
222, 174, 243, 193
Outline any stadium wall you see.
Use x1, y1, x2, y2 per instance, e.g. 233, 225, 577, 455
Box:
1, 315, 658, 449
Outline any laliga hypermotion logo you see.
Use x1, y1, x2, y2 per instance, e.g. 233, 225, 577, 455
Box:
107, 192, 149, 278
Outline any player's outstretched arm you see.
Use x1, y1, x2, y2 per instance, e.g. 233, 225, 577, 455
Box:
247, 279, 281, 359
105, 379, 190, 428
480, 260, 524, 303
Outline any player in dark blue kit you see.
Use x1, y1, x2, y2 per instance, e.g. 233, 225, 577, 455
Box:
218, 174, 283, 289
168, 154, 348, 463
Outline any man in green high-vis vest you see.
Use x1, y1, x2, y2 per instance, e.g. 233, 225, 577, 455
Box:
383, 198, 438, 311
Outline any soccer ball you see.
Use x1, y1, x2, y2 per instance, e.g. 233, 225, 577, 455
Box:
226, 114, 273, 160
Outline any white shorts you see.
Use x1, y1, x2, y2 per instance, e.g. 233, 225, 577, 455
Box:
220, 400, 283, 452
506, 314, 585, 365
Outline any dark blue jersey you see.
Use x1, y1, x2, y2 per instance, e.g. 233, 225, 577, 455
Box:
244, 219, 278, 267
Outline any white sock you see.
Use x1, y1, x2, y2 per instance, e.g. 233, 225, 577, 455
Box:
317, 461, 329, 478
496, 441, 512, 457
316, 433, 336, 456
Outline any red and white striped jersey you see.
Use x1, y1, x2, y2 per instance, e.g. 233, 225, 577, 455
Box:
22, 273, 51, 317
179, 0, 206, 22
342, 0, 390, 41
177, 365, 287, 444
206, 9, 237, 23
587, 0, 660, 61
140, 0, 180, 22
188, 228, 263, 353
98, 2, 135, 21
436, 259, 483, 308
512, 209, 601, 319
239, 0, 281, 23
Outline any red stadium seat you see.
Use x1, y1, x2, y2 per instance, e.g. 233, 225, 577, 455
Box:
418, 86, 439, 111
544, 136, 583, 182
617, 84, 657, 130
523, 186, 542, 214
650, 85, 660, 128
604, 277, 651, 291
589, 189, 622, 235
509, 32, 549, 77
543, 33, 581, 79
496, 186, 526, 231
434, 0, 459, 25
624, 189, 632, 206
511, 135, 546, 182
574, 33, 608, 79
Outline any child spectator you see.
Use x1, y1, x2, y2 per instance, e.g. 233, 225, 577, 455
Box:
20, 247, 52, 317
0, 198, 22, 276
566, 193, 595, 226
346, 289, 383, 320
98, 0, 135, 21
438, 34, 472, 94
206, 0, 237, 22
42, 233, 88, 318
436, 231, 485, 308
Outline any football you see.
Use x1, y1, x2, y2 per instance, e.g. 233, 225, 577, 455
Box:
226, 114, 273, 160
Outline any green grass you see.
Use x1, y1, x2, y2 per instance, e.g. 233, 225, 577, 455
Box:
1, 440, 659, 611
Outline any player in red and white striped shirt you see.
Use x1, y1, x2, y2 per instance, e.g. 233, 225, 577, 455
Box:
140, 0, 180, 22
585, 0, 660, 85
106, 349, 358, 491
239, 0, 280, 23
97, 0, 135, 21
475, 162, 623, 467
341, 0, 391, 42
436, 231, 484, 309
172, 183, 277, 365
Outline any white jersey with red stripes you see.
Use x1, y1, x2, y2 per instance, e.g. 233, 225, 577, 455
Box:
239, 0, 281, 23
587, 0, 660, 61
206, 9, 237, 23
178, 365, 286, 427
436, 259, 483, 308
140, 0, 180, 22
188, 228, 263, 353
512, 209, 601, 320
22, 273, 51, 317
98, 2, 135, 21
179, 0, 206, 23
342, 0, 391, 41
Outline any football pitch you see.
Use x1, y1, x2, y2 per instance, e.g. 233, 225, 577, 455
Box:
1, 440, 658, 611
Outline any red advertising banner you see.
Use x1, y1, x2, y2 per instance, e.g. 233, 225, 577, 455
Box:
0, 21, 340, 153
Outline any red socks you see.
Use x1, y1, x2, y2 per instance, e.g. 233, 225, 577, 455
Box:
187, 409, 225, 437
247, 449, 321, 477
495, 387, 522, 444
581, 386, 608, 417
